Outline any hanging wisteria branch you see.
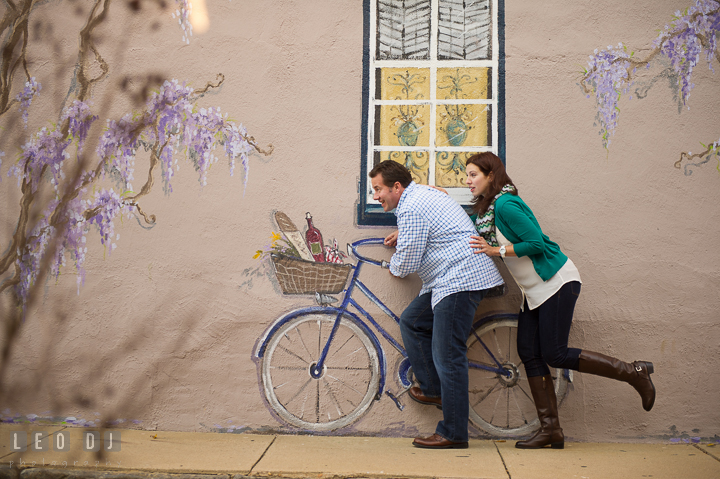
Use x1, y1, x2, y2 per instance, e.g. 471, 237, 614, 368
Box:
0, 0, 273, 311
580, 0, 719, 171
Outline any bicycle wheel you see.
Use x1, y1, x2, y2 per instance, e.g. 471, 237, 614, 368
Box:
261, 311, 381, 431
467, 315, 571, 437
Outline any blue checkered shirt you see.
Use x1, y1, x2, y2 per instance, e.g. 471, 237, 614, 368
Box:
390, 182, 504, 309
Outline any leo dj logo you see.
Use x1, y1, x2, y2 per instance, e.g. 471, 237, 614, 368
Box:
9, 431, 121, 452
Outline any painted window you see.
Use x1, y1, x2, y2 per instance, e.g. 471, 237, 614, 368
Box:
359, 0, 505, 225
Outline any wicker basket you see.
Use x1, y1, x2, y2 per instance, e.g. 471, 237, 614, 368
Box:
270, 254, 352, 294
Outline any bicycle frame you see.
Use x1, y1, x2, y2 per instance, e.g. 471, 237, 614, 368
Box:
311, 239, 513, 384
255, 237, 515, 407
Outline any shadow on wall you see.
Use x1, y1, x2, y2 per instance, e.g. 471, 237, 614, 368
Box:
0, 0, 270, 437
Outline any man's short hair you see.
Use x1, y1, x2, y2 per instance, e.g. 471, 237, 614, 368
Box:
368, 161, 412, 188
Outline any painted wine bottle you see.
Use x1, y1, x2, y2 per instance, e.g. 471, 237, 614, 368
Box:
305, 212, 325, 262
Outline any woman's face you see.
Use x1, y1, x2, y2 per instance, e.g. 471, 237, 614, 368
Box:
465, 163, 493, 197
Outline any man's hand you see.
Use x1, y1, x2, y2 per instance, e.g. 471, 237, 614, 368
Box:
384, 230, 399, 247
428, 185, 448, 195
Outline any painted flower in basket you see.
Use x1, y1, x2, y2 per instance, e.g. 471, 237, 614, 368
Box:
253, 232, 299, 260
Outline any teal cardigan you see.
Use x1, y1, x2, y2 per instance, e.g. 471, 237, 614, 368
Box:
472, 194, 567, 281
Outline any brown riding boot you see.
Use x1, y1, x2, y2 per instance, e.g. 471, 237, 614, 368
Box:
578, 350, 656, 411
515, 374, 564, 449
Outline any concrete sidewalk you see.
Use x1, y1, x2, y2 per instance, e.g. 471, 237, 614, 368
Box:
1, 424, 719, 479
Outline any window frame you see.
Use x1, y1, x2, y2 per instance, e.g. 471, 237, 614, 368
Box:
358, 0, 506, 226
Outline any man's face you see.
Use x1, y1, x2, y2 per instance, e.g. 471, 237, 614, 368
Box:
371, 174, 403, 212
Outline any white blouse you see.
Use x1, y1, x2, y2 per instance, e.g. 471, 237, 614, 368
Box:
496, 228, 582, 311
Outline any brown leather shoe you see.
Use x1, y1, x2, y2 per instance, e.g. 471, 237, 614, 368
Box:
413, 433, 468, 449
408, 386, 442, 409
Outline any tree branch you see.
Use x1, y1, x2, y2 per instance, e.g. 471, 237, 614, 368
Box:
76, 0, 112, 102
674, 139, 719, 170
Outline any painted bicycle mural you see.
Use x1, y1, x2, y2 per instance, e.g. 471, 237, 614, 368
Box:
253, 212, 572, 436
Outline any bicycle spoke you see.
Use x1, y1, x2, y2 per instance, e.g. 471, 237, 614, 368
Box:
510, 387, 531, 426
270, 366, 307, 371
516, 381, 534, 403
317, 320, 323, 356
298, 381, 311, 420
325, 366, 369, 371
328, 334, 356, 360
471, 381, 501, 407
326, 373, 365, 399
295, 326, 315, 362
489, 386, 504, 425
282, 377, 312, 410
323, 378, 345, 419
492, 329, 506, 363
315, 379, 321, 423
506, 385, 510, 428
277, 344, 311, 365
507, 327, 512, 362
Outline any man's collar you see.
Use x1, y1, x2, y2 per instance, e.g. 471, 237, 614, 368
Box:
394, 181, 416, 214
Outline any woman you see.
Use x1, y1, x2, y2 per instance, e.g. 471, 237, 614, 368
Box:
465, 152, 655, 449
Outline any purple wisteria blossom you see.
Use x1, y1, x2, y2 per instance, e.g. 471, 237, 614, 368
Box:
583, 0, 719, 149
7, 79, 259, 307
171, 0, 193, 44
583, 43, 633, 148
15, 77, 41, 127
654, 0, 720, 105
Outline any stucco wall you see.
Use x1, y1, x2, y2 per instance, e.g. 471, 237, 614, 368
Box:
1, 0, 718, 443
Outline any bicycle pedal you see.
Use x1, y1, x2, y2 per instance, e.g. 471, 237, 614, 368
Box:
385, 391, 405, 411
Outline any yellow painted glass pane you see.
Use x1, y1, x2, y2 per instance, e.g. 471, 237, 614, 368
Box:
377, 68, 430, 100
435, 151, 476, 187
435, 104, 490, 147
376, 104, 430, 147
375, 151, 429, 185
436, 68, 490, 100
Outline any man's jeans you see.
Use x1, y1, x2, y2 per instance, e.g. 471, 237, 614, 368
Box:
400, 290, 485, 443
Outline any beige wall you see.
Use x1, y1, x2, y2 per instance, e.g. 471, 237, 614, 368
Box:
1, 0, 718, 442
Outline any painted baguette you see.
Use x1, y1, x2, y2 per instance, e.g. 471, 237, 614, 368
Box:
274, 211, 315, 262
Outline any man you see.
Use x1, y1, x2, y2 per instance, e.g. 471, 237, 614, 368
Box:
369, 160, 504, 449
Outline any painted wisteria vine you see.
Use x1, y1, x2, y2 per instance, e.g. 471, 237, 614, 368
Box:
0, 0, 272, 312
581, 0, 720, 174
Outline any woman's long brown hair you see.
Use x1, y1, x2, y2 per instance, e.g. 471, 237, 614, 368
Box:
466, 152, 518, 215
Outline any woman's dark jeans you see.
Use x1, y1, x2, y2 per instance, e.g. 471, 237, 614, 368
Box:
517, 281, 582, 378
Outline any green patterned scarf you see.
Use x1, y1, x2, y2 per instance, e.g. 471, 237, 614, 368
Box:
474, 184, 516, 247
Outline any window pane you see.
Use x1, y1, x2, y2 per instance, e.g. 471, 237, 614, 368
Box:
375, 104, 430, 147
374, 151, 429, 185
377, 0, 431, 60
435, 104, 491, 147
435, 151, 477, 187
437, 67, 491, 100
438, 0, 492, 60
376, 68, 430, 100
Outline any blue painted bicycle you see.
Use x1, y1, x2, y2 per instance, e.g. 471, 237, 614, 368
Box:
255, 238, 571, 435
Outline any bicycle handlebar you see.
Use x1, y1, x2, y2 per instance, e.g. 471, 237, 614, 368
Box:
348, 238, 391, 268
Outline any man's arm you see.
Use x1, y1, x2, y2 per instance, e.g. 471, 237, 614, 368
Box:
389, 210, 430, 277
